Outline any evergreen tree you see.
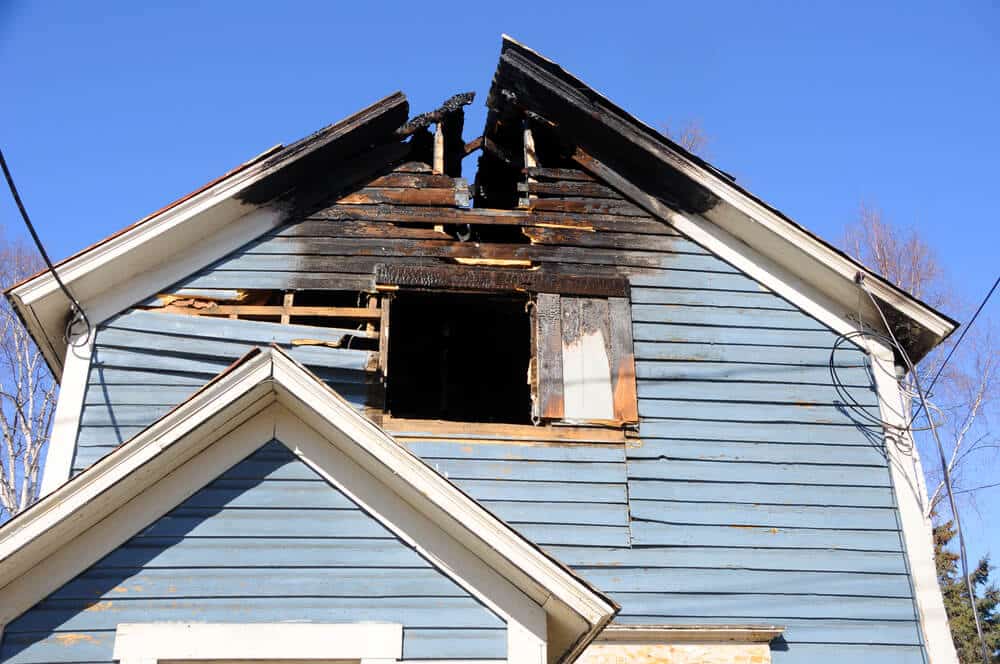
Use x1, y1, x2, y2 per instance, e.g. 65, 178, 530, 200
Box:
934, 519, 1000, 662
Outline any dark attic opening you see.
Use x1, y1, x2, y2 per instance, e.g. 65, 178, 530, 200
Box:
386, 292, 532, 424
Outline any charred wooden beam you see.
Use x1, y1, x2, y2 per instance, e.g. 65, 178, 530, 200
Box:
395, 92, 475, 138
312, 204, 666, 234
522, 167, 596, 182
517, 180, 621, 199
238, 92, 409, 207
463, 136, 483, 156
338, 186, 469, 207
375, 264, 629, 297
489, 43, 721, 213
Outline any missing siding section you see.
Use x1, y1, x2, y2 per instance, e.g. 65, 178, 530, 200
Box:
143, 289, 383, 352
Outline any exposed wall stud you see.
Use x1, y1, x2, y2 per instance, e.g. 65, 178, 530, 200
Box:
433, 121, 445, 175
280, 291, 295, 324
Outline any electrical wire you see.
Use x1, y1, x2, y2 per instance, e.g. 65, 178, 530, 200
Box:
911, 274, 1000, 425
0, 147, 91, 345
861, 278, 991, 664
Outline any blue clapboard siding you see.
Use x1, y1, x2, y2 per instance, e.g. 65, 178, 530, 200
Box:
399, 439, 629, 547
1, 440, 504, 664
59, 184, 927, 662
73, 309, 378, 473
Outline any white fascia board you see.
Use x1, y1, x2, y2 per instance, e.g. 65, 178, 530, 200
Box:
39, 331, 94, 496
867, 341, 959, 664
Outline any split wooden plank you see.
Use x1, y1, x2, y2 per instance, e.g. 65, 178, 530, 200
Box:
149, 304, 382, 319
533, 293, 564, 420
608, 297, 638, 423
522, 167, 596, 182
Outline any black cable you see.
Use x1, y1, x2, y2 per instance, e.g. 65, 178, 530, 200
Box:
863, 281, 990, 664
0, 147, 91, 344
912, 274, 1000, 423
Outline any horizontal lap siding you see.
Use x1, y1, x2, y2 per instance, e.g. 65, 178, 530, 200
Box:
615, 244, 922, 660
2, 441, 504, 664
400, 438, 629, 547
73, 310, 377, 473
62, 167, 924, 662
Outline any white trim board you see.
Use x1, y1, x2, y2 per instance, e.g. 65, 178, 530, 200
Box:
113, 622, 404, 664
38, 331, 94, 497
867, 340, 959, 664
0, 347, 615, 664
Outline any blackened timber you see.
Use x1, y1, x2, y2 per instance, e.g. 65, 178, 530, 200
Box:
490, 45, 720, 213
523, 167, 596, 182
238, 92, 409, 206
375, 264, 628, 297
275, 220, 450, 240
533, 293, 565, 420
522, 227, 686, 250
338, 187, 467, 207
281, 141, 413, 218
236, 238, 709, 269
517, 181, 621, 199
521, 197, 649, 217
367, 173, 457, 188
464, 136, 484, 156
311, 204, 669, 234
395, 92, 475, 137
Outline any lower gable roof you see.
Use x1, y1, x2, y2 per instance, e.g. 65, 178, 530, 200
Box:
0, 346, 617, 664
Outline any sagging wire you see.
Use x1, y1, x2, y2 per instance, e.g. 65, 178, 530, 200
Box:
912, 275, 1000, 427
858, 275, 990, 664
0, 147, 91, 346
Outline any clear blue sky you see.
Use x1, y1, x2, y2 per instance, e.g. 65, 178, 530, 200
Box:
2, 2, 998, 557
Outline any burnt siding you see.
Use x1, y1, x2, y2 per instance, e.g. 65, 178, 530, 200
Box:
2, 440, 505, 664
64, 165, 926, 663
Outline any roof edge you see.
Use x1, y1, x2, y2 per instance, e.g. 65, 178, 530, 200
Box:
495, 35, 957, 358
7, 92, 409, 379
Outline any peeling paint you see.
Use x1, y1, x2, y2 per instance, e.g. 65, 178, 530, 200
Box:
55, 633, 100, 646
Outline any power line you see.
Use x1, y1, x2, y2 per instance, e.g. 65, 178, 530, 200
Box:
0, 147, 91, 343
862, 281, 991, 664
914, 274, 1000, 422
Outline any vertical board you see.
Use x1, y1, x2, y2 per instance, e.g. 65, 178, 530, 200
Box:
533, 293, 564, 420
607, 296, 638, 423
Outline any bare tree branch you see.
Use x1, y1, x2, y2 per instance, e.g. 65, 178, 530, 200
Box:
0, 229, 57, 519
843, 205, 998, 519
663, 119, 711, 155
